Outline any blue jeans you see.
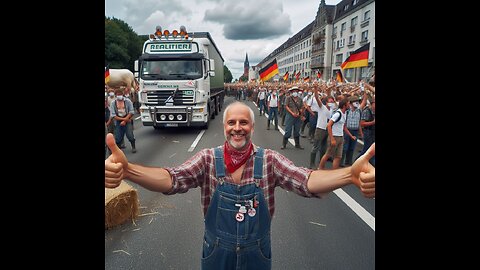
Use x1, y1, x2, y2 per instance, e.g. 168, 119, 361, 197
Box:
114, 120, 135, 145
268, 107, 278, 127
343, 129, 358, 165
258, 99, 266, 115
283, 113, 301, 139
358, 129, 375, 166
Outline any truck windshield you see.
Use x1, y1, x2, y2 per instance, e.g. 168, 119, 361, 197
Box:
141, 59, 202, 80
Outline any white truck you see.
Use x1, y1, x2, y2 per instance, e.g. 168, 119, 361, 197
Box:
134, 26, 225, 129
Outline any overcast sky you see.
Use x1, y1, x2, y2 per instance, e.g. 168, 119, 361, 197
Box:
105, 0, 342, 80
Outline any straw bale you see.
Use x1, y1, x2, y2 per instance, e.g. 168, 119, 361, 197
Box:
105, 181, 139, 229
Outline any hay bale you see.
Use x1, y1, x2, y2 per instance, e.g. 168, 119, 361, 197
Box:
105, 181, 139, 229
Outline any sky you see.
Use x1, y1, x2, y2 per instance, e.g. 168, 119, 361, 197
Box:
105, 0, 342, 80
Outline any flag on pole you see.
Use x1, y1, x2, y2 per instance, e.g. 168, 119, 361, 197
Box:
340, 43, 370, 69
335, 70, 344, 83
259, 59, 279, 82
295, 71, 301, 81
105, 65, 110, 84
316, 70, 322, 79
303, 76, 310, 82
283, 71, 289, 81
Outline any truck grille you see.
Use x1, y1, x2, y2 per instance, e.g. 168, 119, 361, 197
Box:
146, 90, 194, 105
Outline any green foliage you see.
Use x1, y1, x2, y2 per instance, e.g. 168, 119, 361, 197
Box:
105, 16, 143, 71
224, 65, 233, 83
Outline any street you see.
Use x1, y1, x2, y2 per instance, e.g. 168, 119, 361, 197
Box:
105, 96, 375, 270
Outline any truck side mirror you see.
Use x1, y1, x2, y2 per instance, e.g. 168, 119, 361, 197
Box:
134, 60, 138, 72
209, 59, 215, 71
208, 59, 215, 77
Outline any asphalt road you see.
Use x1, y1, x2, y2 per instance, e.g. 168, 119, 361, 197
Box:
105, 96, 375, 269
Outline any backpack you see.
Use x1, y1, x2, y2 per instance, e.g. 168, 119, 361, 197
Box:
330, 109, 348, 124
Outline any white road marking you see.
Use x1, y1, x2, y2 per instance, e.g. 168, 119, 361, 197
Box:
135, 115, 141, 120
263, 107, 374, 230
333, 188, 375, 231
309, 221, 327, 227
188, 130, 206, 152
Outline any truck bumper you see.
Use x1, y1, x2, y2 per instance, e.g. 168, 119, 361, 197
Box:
141, 105, 208, 127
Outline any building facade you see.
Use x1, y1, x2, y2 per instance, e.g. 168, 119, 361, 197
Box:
256, 0, 375, 83
332, 0, 375, 82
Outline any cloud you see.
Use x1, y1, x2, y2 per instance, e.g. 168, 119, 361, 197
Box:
204, 0, 291, 40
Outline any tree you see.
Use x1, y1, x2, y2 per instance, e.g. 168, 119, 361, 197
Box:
224, 65, 233, 83
105, 16, 143, 71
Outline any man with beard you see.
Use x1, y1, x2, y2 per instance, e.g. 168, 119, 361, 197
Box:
105, 102, 375, 270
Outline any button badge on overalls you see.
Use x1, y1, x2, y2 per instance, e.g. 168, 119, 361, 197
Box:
247, 207, 256, 217
235, 212, 244, 222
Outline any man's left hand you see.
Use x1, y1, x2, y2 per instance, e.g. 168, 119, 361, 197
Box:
351, 143, 375, 198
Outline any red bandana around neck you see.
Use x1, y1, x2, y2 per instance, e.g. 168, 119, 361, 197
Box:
223, 141, 253, 173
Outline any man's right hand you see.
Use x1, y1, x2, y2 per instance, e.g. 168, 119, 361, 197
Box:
105, 133, 128, 188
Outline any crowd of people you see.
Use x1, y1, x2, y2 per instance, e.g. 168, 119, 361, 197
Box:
225, 76, 375, 169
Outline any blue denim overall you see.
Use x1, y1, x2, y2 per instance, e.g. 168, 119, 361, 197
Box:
201, 147, 272, 270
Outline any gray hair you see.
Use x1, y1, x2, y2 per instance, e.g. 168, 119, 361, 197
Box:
223, 102, 255, 125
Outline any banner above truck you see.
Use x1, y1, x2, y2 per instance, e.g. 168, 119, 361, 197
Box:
144, 42, 199, 54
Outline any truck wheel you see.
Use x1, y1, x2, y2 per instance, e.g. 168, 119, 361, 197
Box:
210, 101, 215, 120
203, 107, 210, 129
214, 96, 219, 116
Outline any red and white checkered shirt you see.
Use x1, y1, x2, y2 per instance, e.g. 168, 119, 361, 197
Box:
164, 144, 317, 218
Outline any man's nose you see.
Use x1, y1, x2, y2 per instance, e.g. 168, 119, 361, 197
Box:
233, 122, 241, 130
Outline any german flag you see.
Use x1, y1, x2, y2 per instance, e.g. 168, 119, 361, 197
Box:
259, 59, 279, 82
335, 70, 344, 83
295, 71, 301, 81
105, 65, 110, 84
283, 71, 289, 81
303, 76, 310, 82
341, 43, 369, 69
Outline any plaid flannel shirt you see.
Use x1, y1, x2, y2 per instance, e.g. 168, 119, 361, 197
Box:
164, 144, 317, 218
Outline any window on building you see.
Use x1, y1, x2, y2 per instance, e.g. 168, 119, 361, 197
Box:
344, 4, 349, 11
353, 0, 359, 5
341, 22, 346, 31
361, 30, 368, 42
345, 68, 353, 79
364, 10, 370, 21
335, 54, 343, 65
348, 35, 356, 44
351, 16, 358, 27
333, 26, 337, 35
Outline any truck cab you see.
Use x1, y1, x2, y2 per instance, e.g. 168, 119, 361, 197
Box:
135, 26, 224, 129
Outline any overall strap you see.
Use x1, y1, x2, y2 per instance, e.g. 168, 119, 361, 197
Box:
214, 147, 225, 178
253, 147, 264, 180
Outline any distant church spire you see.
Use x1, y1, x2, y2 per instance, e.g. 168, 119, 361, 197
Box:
244, 52, 249, 77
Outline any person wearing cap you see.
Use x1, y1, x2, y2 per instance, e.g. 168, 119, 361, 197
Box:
281, 86, 306, 149
109, 88, 137, 153
341, 93, 367, 167
105, 101, 376, 270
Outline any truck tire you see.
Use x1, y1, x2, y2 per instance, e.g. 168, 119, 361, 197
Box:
210, 101, 215, 120
202, 107, 210, 129
214, 96, 219, 116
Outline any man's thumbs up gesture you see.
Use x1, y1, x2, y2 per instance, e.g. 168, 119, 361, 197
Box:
351, 143, 375, 198
105, 133, 128, 188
